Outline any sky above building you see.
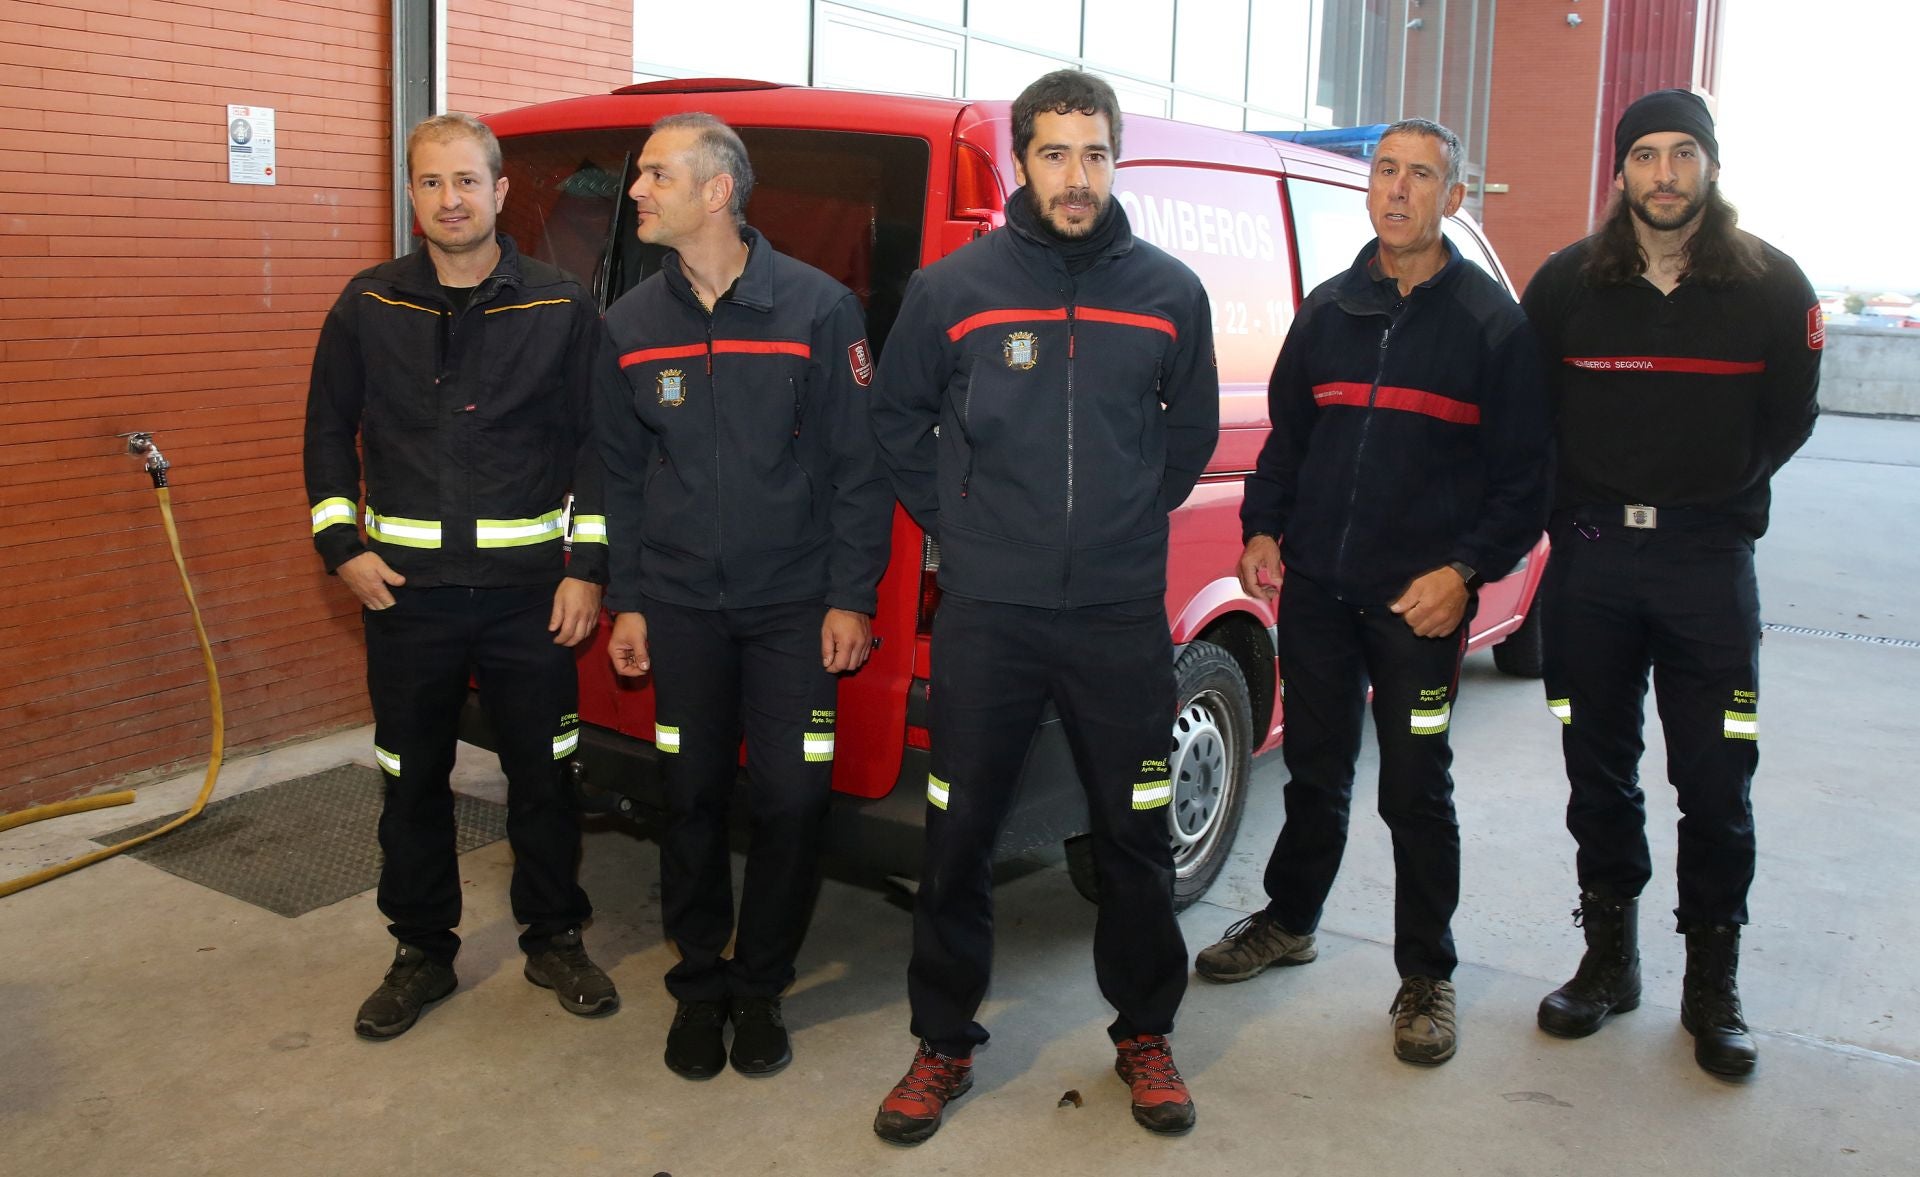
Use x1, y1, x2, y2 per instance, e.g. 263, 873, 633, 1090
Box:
1716, 2, 1915, 293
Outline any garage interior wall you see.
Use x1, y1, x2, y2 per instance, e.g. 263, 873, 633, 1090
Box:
0, 0, 632, 813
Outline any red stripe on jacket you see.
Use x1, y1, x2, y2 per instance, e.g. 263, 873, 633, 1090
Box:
620, 340, 811, 368
944, 306, 1177, 343
1311, 381, 1481, 425
1563, 356, 1767, 375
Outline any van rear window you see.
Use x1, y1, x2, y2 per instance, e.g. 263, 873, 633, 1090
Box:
497, 128, 929, 356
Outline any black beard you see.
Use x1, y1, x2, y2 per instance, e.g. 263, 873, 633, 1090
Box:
1028, 186, 1105, 240
1628, 186, 1707, 232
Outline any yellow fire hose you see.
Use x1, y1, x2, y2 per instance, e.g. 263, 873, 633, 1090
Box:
0, 434, 223, 898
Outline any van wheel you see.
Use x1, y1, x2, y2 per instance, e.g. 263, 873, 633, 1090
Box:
1493, 594, 1545, 678
1064, 640, 1254, 912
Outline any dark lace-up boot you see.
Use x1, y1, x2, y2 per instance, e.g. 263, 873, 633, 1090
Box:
1682, 924, 1758, 1077
1538, 892, 1642, 1037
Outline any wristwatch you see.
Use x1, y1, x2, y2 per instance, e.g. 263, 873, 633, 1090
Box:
1446, 560, 1479, 588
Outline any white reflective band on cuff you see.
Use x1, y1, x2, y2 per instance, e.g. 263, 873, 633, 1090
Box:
476, 510, 565, 548
655, 724, 681, 753
367, 512, 443, 549
571, 514, 608, 544
552, 729, 579, 759
802, 733, 835, 763
374, 746, 401, 776
1132, 781, 1173, 810
1723, 710, 1758, 740
1411, 705, 1451, 734
927, 775, 950, 810
310, 498, 356, 534
1548, 698, 1572, 724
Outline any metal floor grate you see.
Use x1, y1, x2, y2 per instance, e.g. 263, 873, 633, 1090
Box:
1763, 623, 1920, 650
95, 763, 506, 918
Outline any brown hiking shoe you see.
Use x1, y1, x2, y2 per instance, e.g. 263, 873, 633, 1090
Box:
873, 1040, 974, 1145
1194, 910, 1317, 982
1390, 976, 1458, 1065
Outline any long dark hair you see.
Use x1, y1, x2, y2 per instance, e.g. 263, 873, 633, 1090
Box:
1581, 183, 1764, 287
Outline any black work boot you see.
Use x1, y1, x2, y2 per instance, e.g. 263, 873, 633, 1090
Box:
1681, 924, 1758, 1077
1537, 892, 1642, 1038
523, 927, 620, 1017
354, 944, 457, 1040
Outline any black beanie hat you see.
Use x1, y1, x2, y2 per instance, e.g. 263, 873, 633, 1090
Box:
1612, 88, 1718, 175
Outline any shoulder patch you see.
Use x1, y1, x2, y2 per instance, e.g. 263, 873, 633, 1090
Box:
1807, 304, 1824, 351
848, 338, 873, 387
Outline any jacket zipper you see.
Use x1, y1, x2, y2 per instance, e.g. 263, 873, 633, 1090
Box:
706, 312, 726, 606
1332, 316, 1395, 587
1063, 300, 1077, 605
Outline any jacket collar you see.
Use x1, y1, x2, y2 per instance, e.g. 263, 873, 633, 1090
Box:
1331, 235, 1464, 316
662, 225, 775, 313
1001, 188, 1136, 281
387, 233, 525, 302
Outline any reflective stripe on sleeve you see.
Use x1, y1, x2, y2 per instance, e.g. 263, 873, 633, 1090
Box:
552, 729, 580, 760
310, 497, 357, 534
1548, 698, 1572, 725
476, 509, 565, 548
927, 775, 950, 810
366, 512, 443, 549
655, 724, 680, 753
802, 733, 835, 763
1723, 710, 1758, 740
570, 514, 608, 545
374, 745, 401, 776
1410, 704, 1451, 735
1132, 778, 1173, 811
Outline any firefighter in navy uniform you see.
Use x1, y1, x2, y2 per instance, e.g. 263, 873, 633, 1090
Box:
868, 71, 1219, 1143
304, 114, 616, 1040
1521, 90, 1820, 1078
595, 114, 892, 1081
1196, 119, 1551, 1067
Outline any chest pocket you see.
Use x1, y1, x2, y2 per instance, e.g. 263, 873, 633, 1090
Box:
359, 292, 449, 427
470, 297, 578, 424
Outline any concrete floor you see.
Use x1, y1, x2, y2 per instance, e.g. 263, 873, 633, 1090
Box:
4, 414, 1916, 1176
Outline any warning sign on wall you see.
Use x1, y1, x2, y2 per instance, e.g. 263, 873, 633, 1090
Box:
227, 105, 276, 185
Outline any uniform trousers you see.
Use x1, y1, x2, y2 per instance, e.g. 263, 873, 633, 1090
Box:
642, 597, 840, 1002
909, 594, 1187, 1057
1540, 512, 1762, 929
1261, 569, 1471, 980
363, 582, 590, 965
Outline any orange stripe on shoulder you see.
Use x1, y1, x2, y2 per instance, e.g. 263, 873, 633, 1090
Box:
360, 291, 443, 315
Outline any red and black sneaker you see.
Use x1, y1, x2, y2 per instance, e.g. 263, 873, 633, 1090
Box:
1114, 1034, 1196, 1134
872, 1040, 974, 1145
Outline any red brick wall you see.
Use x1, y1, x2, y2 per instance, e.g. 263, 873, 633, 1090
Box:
445, 0, 631, 115
0, 0, 393, 812
1480, 1, 1609, 291
0, 0, 634, 814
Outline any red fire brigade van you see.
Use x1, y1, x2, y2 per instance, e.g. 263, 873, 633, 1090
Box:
461, 80, 1549, 909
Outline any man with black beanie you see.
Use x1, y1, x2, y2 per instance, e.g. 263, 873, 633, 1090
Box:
1521, 88, 1821, 1077
868, 69, 1218, 1143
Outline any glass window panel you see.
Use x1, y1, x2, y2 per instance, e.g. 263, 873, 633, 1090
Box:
866, 0, 964, 23
1173, 90, 1245, 132
966, 39, 1074, 100
969, 0, 1082, 52
1247, 0, 1313, 122
1173, 0, 1248, 100
816, 5, 964, 96
632, 0, 810, 83
1099, 72, 1171, 120
1084, 0, 1174, 81
1284, 176, 1372, 293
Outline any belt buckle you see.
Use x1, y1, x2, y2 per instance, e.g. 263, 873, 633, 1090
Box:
1623, 504, 1658, 529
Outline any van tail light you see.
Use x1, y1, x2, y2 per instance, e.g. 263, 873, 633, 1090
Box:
916, 533, 943, 637
950, 141, 1002, 224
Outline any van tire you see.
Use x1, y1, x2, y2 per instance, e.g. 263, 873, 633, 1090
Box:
1493, 594, 1545, 678
1064, 639, 1254, 912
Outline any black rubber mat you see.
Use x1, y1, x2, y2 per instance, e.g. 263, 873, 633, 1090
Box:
94, 763, 506, 918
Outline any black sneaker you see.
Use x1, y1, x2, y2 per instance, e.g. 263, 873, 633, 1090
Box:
665, 999, 728, 1079
729, 995, 792, 1076
354, 944, 457, 1040
523, 927, 619, 1017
